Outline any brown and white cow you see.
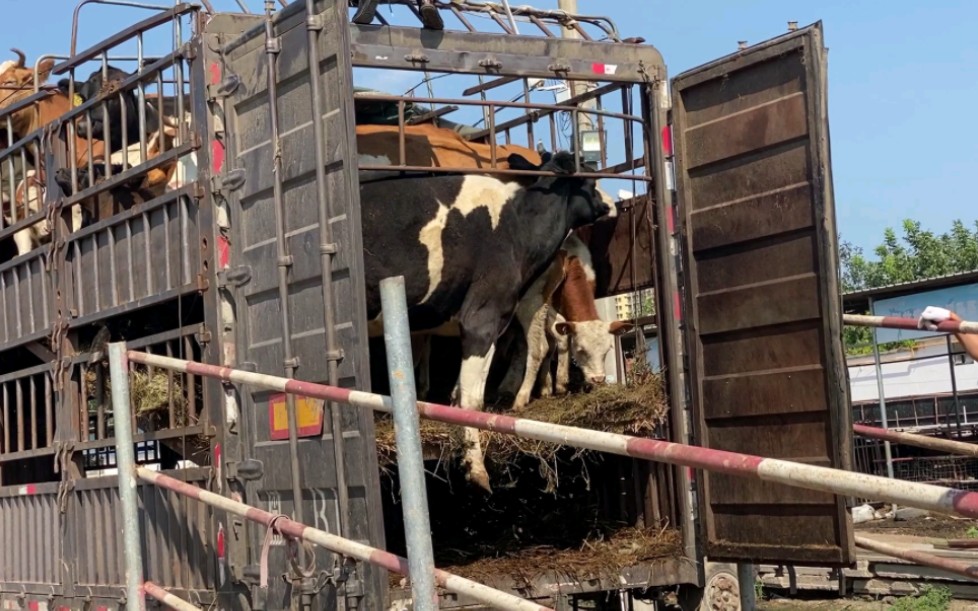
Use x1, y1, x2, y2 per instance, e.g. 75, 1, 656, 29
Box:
495, 233, 633, 410
0, 50, 108, 257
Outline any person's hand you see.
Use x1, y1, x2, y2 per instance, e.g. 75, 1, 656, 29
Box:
918, 306, 954, 331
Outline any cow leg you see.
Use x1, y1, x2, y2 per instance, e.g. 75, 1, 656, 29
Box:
456, 341, 495, 492
537, 311, 565, 398
13, 229, 33, 256
513, 304, 552, 410
554, 332, 571, 396
412, 334, 431, 401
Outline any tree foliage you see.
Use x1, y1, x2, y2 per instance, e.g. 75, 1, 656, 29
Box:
840, 219, 978, 355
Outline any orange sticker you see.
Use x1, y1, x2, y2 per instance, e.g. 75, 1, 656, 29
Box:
268, 393, 324, 440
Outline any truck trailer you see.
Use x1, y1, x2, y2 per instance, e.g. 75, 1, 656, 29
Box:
0, 1, 854, 609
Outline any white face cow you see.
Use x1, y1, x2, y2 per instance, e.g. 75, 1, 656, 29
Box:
555, 319, 633, 386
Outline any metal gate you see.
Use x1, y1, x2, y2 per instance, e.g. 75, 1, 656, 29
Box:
202, 1, 386, 607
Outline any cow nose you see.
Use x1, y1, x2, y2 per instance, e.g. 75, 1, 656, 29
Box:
590, 375, 606, 384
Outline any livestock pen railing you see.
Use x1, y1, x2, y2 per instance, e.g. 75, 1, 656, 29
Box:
96, 303, 978, 611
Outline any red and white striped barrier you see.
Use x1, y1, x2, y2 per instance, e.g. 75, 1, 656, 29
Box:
143, 582, 202, 611
135, 467, 552, 611
843, 313, 978, 335
128, 351, 978, 520
854, 535, 978, 581
854, 423, 978, 458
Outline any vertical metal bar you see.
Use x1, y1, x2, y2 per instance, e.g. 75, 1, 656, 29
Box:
108, 341, 146, 611
137, 32, 149, 163
378, 276, 438, 611
947, 335, 963, 436
304, 0, 351, 569
869, 297, 896, 518
263, 0, 306, 531
737, 563, 756, 609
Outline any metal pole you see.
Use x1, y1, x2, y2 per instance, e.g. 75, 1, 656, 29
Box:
108, 341, 146, 611
855, 535, 978, 580
948, 335, 964, 436
125, 350, 978, 521
737, 563, 756, 609
557, 0, 596, 138
143, 582, 202, 611
379, 276, 438, 611
844, 313, 978, 334
868, 299, 896, 482
135, 467, 551, 611
854, 423, 978, 457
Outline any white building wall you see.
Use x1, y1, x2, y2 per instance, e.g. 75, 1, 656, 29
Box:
847, 340, 978, 403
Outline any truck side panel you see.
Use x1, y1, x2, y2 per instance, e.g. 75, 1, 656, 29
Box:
209, 1, 386, 607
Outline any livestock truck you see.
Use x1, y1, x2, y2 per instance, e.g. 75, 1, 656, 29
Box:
0, 1, 854, 609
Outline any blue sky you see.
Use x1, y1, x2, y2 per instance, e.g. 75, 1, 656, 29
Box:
6, 0, 977, 254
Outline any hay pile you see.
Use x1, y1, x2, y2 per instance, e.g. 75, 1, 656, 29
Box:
439, 525, 683, 585
373, 372, 668, 477
85, 367, 209, 461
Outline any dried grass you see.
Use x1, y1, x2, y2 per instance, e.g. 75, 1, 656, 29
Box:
438, 525, 683, 586
373, 372, 668, 489
85, 367, 208, 460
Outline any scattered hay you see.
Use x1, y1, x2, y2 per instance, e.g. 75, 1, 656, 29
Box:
84, 367, 209, 462
373, 372, 668, 487
438, 525, 683, 586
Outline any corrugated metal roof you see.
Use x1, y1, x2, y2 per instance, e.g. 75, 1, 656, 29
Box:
842, 269, 978, 306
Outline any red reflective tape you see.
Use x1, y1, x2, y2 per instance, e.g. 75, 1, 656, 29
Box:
672, 291, 681, 321
209, 62, 221, 86
217, 236, 230, 269
211, 140, 225, 174
661, 125, 672, 157
217, 523, 226, 558
624, 437, 764, 475
18, 484, 37, 495
27, 602, 38, 611
666, 204, 675, 233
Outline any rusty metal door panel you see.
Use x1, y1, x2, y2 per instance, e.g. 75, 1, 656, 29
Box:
0, 486, 63, 592
64, 191, 201, 326
671, 22, 854, 565
0, 255, 53, 350
69, 473, 216, 600
576, 194, 655, 299
211, 1, 386, 607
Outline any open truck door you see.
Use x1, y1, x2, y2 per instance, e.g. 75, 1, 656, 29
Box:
670, 22, 855, 565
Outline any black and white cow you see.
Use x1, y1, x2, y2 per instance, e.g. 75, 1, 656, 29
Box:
361, 150, 615, 492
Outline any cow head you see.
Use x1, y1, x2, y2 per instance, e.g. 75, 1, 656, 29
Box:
507, 150, 617, 227
57, 65, 163, 152
0, 49, 55, 114
554, 319, 633, 386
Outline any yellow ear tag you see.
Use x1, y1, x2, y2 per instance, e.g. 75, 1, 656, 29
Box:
72, 94, 83, 107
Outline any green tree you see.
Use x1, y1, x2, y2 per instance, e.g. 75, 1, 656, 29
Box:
840, 219, 978, 355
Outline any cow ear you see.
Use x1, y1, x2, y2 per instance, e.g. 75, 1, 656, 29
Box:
506, 153, 540, 172
554, 321, 574, 336
56, 78, 71, 94
546, 150, 577, 175
609, 320, 634, 335
36, 59, 55, 83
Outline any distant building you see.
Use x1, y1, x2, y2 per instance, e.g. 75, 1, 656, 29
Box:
614, 289, 654, 320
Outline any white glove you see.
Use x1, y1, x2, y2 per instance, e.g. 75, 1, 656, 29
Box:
918, 306, 953, 331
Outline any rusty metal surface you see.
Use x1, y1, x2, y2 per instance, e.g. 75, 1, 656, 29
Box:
0, 488, 63, 591
208, 1, 387, 607
671, 22, 854, 566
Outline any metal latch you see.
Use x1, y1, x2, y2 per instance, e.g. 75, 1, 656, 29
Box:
226, 458, 264, 482
218, 264, 252, 288
211, 168, 247, 194
207, 74, 241, 101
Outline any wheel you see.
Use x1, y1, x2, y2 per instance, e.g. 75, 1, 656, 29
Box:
678, 562, 743, 611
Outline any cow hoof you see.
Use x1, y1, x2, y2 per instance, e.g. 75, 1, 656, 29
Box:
465, 466, 492, 493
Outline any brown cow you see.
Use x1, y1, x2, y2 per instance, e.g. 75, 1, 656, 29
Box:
355, 122, 542, 177
0, 50, 107, 256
